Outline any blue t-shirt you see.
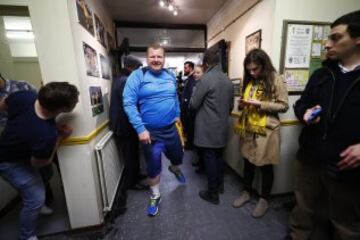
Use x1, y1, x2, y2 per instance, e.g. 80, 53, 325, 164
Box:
0, 91, 57, 163
123, 68, 180, 133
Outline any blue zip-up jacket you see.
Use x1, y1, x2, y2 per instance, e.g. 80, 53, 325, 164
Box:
123, 67, 180, 134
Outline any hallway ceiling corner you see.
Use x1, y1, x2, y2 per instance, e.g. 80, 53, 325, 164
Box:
102, 0, 229, 25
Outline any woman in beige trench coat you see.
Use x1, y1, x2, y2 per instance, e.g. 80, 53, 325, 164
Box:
233, 49, 289, 218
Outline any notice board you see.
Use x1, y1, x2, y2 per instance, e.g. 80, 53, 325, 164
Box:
279, 20, 331, 94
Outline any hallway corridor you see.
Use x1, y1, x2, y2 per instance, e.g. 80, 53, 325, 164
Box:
44, 150, 291, 240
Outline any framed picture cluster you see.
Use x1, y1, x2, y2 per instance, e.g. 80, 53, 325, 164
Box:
76, 0, 115, 80
280, 20, 331, 94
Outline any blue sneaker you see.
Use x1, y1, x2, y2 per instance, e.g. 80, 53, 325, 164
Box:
147, 195, 161, 216
168, 166, 186, 183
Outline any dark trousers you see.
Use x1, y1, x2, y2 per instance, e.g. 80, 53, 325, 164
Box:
200, 147, 224, 192
290, 159, 360, 240
243, 158, 274, 200
115, 133, 140, 189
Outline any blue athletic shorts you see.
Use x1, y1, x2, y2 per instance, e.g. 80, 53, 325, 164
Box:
142, 124, 183, 178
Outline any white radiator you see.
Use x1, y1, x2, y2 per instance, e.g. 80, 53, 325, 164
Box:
95, 131, 123, 212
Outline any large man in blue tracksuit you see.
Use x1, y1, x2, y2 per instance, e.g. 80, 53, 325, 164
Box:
123, 43, 185, 216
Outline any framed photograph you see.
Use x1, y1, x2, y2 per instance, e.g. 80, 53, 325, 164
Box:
94, 14, 106, 47
100, 54, 111, 80
107, 32, 116, 50
245, 29, 261, 54
75, 0, 94, 36
89, 86, 104, 116
83, 42, 100, 77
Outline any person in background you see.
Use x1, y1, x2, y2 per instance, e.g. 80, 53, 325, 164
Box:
190, 65, 206, 173
109, 55, 148, 191
181, 61, 196, 149
123, 43, 186, 217
0, 74, 54, 215
0, 82, 79, 240
289, 10, 360, 239
190, 49, 234, 205
233, 49, 288, 218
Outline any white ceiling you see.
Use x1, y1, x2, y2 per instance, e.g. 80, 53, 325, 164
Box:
102, 0, 229, 25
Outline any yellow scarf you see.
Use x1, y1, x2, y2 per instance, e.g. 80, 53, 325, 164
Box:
235, 80, 267, 136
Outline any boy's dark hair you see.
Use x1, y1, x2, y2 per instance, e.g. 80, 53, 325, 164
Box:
38, 82, 79, 111
331, 10, 360, 38
184, 61, 195, 69
203, 49, 220, 67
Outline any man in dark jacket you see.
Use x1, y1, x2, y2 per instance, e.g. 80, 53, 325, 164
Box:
190, 49, 234, 205
290, 11, 360, 240
181, 61, 196, 149
109, 55, 147, 190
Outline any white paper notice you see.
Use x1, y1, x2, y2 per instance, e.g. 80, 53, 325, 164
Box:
311, 42, 321, 57
285, 24, 313, 68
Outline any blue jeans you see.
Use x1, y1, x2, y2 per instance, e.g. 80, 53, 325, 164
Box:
0, 162, 45, 240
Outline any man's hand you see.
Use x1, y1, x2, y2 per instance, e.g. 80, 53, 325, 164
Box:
57, 124, 73, 140
303, 105, 321, 125
175, 117, 180, 123
338, 144, 360, 170
138, 130, 151, 144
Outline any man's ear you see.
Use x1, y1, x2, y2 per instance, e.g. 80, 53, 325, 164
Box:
355, 36, 360, 46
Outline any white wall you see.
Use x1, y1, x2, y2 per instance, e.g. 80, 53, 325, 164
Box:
207, 0, 268, 79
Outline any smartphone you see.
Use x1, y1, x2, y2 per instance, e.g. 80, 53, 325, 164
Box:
308, 107, 322, 122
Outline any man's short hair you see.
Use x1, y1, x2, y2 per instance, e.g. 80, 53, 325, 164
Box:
124, 55, 143, 68
184, 61, 194, 69
331, 10, 360, 38
147, 43, 165, 55
203, 49, 220, 66
38, 82, 79, 111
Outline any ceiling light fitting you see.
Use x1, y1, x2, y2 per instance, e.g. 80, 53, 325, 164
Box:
159, 0, 179, 16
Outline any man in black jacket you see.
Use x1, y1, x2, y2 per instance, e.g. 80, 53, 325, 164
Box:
181, 61, 196, 149
289, 11, 360, 240
109, 55, 147, 190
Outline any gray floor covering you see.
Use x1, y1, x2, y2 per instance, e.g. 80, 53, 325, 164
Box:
42, 150, 293, 240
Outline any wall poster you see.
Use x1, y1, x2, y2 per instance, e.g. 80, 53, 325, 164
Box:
100, 54, 111, 80
245, 29, 261, 54
94, 14, 106, 47
75, 0, 94, 36
284, 24, 313, 68
89, 86, 104, 116
83, 42, 100, 77
280, 21, 331, 94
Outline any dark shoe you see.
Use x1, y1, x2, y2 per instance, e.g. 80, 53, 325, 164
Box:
195, 167, 204, 174
138, 174, 148, 180
128, 182, 149, 191
168, 166, 186, 183
199, 190, 219, 205
191, 161, 199, 167
218, 184, 224, 194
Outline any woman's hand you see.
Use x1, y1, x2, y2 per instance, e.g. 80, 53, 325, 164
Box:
240, 99, 261, 108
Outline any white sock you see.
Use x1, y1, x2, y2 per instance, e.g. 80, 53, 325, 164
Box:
150, 183, 160, 198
